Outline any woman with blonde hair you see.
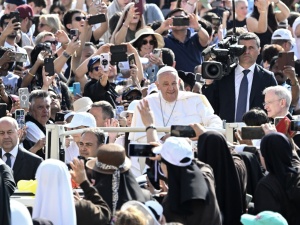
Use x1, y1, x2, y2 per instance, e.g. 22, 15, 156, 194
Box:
38, 14, 64, 34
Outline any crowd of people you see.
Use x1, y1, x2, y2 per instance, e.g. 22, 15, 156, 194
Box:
1, 0, 300, 224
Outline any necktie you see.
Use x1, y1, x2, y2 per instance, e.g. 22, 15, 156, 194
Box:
236, 69, 250, 122
4, 153, 11, 167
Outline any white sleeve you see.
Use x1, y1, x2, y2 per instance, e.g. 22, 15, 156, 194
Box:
197, 94, 223, 128
25, 121, 45, 142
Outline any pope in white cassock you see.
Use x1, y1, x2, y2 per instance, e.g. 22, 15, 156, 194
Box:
129, 66, 223, 143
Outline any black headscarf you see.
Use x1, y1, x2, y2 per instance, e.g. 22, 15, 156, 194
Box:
197, 131, 243, 225
0, 164, 14, 225
260, 132, 297, 188
163, 158, 209, 214
239, 152, 264, 197
93, 170, 147, 211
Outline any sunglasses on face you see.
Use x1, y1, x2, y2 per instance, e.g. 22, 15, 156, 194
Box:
39, 23, 47, 27
142, 39, 156, 45
74, 16, 86, 22
44, 40, 58, 46
125, 95, 142, 101
92, 66, 101, 72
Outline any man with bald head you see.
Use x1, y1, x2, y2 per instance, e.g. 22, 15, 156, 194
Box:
130, 66, 222, 142
0, 116, 42, 184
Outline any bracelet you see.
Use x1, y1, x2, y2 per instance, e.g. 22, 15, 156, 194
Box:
122, 23, 129, 28
146, 125, 156, 131
28, 71, 35, 77
187, 0, 194, 6
290, 80, 299, 86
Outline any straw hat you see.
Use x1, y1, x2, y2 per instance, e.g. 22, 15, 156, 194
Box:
86, 143, 131, 174
130, 27, 165, 48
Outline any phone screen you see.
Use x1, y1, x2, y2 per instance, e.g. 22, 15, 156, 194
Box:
128, 144, 156, 157
170, 125, 196, 138
241, 127, 265, 139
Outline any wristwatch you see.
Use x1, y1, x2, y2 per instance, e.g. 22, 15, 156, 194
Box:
62, 51, 71, 59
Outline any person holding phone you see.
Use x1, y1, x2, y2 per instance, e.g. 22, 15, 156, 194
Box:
130, 27, 165, 83
246, 0, 290, 61
155, 8, 209, 73
268, 56, 300, 113
110, 2, 145, 45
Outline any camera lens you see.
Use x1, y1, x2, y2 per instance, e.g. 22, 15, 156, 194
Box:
207, 64, 219, 77
102, 59, 108, 66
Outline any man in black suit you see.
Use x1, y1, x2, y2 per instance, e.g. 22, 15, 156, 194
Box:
0, 117, 42, 184
202, 32, 278, 122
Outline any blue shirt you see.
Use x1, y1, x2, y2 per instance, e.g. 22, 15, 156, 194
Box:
164, 29, 204, 72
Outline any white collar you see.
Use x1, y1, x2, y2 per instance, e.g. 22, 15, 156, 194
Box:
236, 63, 256, 74
2, 143, 19, 158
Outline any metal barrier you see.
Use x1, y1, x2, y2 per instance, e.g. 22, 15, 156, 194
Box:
44, 124, 246, 160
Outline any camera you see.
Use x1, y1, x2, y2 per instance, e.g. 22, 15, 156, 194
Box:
201, 36, 246, 80
100, 53, 110, 71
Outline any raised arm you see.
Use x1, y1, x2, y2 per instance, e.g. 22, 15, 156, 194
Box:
246, 0, 269, 33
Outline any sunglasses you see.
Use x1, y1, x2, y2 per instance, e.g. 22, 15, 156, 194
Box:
142, 39, 156, 45
45, 40, 58, 46
125, 95, 142, 101
39, 23, 47, 27
74, 16, 86, 21
92, 66, 101, 72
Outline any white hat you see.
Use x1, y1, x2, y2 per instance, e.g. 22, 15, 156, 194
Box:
153, 137, 194, 167
272, 28, 293, 41
73, 97, 93, 112
65, 112, 96, 128
156, 66, 177, 78
120, 100, 140, 118
144, 200, 163, 222
147, 83, 158, 96
121, 200, 163, 225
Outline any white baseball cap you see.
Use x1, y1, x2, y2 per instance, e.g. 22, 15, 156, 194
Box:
120, 100, 140, 118
147, 83, 158, 96
272, 28, 293, 41
153, 137, 194, 167
65, 112, 96, 128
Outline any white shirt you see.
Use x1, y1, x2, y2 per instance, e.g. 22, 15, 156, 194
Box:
234, 64, 256, 120
2, 72, 20, 95
129, 91, 223, 142
1, 144, 19, 168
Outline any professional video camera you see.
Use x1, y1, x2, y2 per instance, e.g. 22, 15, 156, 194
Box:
201, 36, 246, 80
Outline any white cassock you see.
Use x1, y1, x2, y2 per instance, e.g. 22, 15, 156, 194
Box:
129, 91, 223, 143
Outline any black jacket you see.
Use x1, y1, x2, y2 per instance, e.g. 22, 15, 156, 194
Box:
202, 64, 277, 122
